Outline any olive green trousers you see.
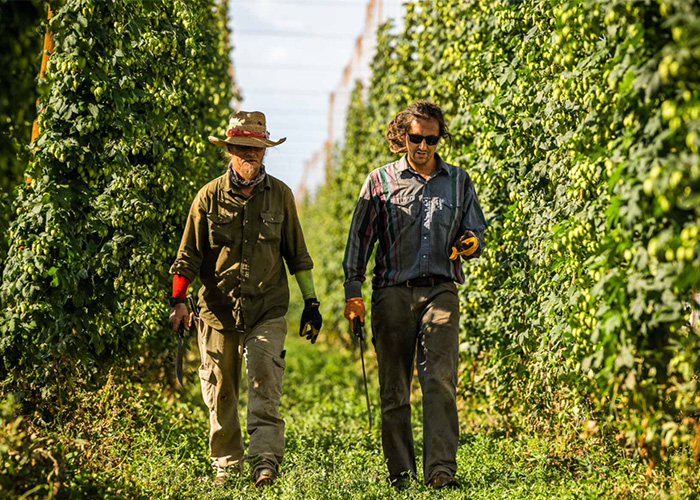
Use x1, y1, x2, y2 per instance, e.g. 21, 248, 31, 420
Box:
197, 316, 287, 475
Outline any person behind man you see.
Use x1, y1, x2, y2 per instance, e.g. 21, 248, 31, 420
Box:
168, 110, 322, 487
343, 100, 487, 490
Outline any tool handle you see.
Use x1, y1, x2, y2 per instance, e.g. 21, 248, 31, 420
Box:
177, 318, 185, 340
355, 324, 372, 430
352, 316, 364, 341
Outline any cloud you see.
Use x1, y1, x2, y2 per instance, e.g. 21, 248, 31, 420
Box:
245, 0, 309, 32
256, 0, 274, 15
265, 45, 291, 63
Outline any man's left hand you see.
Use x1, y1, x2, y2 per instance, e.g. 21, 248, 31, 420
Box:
449, 231, 479, 260
299, 298, 322, 344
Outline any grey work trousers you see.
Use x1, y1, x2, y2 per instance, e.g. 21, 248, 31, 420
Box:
371, 281, 460, 483
197, 316, 287, 475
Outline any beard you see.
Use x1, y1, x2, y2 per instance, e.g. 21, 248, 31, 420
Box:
236, 161, 261, 181
409, 150, 431, 167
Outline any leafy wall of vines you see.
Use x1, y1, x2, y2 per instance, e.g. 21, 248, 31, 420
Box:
303, 0, 700, 471
0, 0, 236, 395
0, 0, 45, 263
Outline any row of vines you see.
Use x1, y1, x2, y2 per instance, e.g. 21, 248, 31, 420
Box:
0, 0, 236, 400
0, 0, 44, 264
302, 0, 700, 476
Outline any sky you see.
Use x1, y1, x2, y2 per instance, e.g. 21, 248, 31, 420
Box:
229, 0, 405, 195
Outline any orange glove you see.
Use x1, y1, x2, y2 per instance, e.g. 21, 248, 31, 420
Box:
449, 232, 479, 260
344, 297, 365, 329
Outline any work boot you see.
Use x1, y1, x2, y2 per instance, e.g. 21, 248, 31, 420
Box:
212, 462, 242, 486
429, 471, 460, 489
253, 467, 276, 487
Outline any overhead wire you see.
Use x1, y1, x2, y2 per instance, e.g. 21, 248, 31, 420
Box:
240, 88, 332, 95
235, 63, 340, 72
235, 0, 402, 5
231, 0, 398, 191
235, 29, 357, 40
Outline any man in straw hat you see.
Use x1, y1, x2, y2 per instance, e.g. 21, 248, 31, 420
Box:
168, 110, 322, 487
343, 101, 487, 490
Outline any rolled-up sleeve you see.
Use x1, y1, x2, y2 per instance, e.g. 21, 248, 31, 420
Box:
281, 188, 313, 275
169, 194, 207, 282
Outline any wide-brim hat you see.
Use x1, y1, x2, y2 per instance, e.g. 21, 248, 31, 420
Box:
208, 110, 286, 148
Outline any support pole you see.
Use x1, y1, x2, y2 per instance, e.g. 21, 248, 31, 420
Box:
28, 3, 54, 183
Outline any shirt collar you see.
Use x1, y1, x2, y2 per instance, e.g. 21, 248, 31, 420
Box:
396, 155, 411, 172
433, 154, 449, 176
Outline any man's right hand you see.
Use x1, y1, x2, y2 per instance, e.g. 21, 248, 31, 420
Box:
344, 297, 365, 330
169, 303, 190, 332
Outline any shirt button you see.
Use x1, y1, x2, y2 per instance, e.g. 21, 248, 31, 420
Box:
423, 236, 428, 239
422, 255, 427, 259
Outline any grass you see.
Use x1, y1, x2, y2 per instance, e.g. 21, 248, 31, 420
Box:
2, 327, 698, 499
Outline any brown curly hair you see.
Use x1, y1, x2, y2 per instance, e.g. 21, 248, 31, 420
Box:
386, 100, 452, 154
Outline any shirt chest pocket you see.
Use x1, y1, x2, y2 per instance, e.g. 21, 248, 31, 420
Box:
259, 211, 283, 244
435, 199, 459, 230
207, 210, 238, 247
392, 196, 420, 228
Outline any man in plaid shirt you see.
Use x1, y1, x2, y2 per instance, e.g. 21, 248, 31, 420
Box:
343, 100, 487, 491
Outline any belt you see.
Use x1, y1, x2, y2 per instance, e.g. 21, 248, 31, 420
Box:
402, 275, 452, 288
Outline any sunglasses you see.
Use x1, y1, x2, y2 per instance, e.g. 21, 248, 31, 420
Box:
406, 133, 440, 146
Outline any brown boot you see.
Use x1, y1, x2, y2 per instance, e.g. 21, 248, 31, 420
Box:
254, 468, 276, 487
212, 462, 242, 486
429, 471, 460, 489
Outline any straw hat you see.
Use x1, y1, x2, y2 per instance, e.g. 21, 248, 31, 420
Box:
208, 110, 286, 148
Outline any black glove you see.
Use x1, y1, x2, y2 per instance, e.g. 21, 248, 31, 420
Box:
299, 298, 322, 344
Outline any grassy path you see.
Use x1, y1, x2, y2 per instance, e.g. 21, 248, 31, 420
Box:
8, 328, 689, 499
48, 333, 687, 500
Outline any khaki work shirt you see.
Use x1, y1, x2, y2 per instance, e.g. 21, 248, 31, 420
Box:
170, 170, 313, 331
